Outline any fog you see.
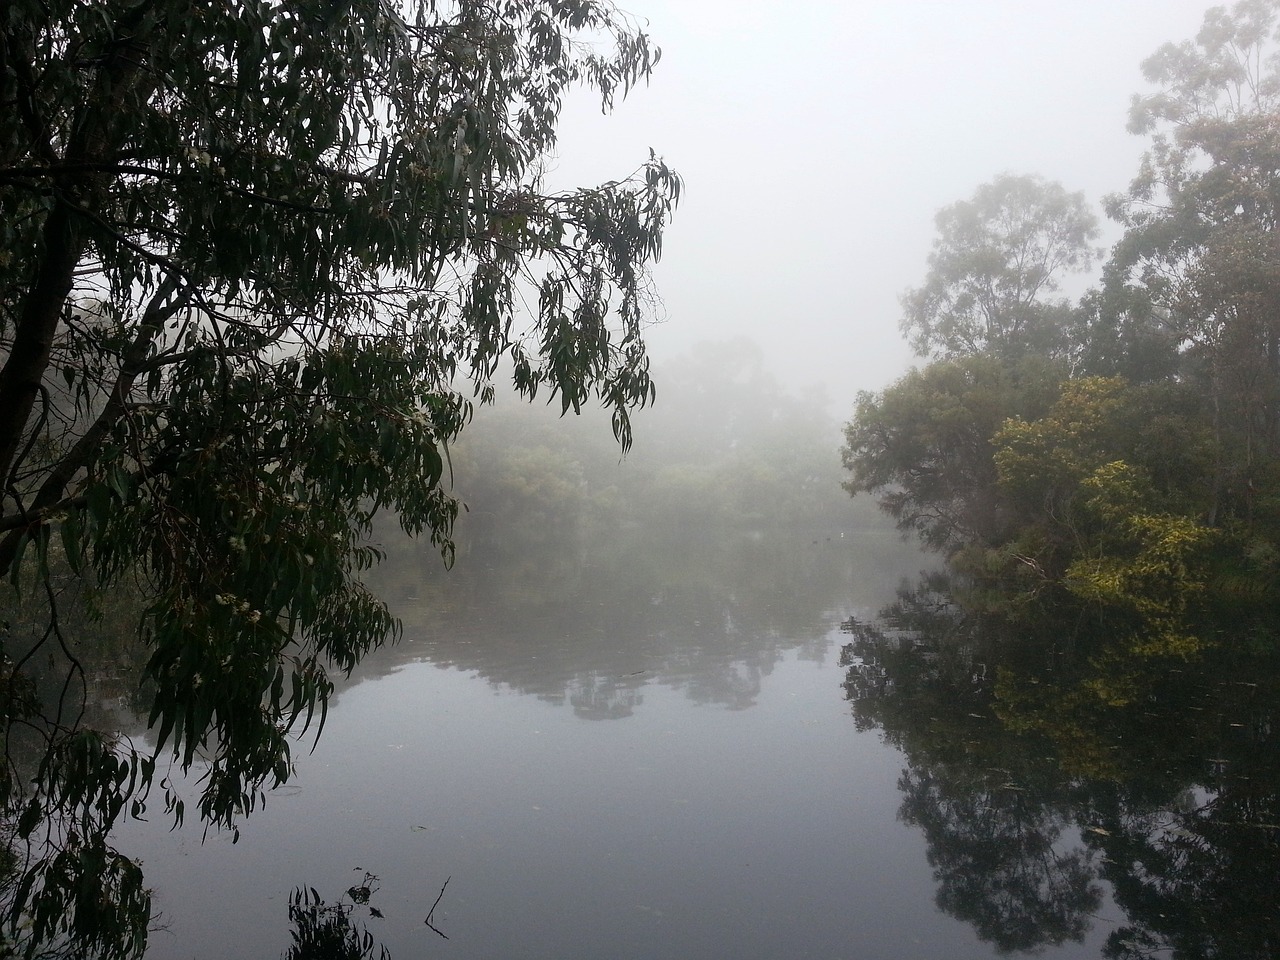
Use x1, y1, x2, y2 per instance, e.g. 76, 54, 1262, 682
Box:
547, 0, 1216, 411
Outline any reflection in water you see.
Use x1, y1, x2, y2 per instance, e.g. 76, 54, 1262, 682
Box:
841, 573, 1280, 959
567, 672, 645, 720
120, 526, 997, 960
345, 525, 922, 718
897, 765, 1100, 953
282, 877, 391, 960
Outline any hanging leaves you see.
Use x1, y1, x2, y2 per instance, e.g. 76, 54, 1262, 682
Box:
0, 1, 679, 956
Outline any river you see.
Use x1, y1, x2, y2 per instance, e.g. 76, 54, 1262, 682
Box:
111, 520, 1268, 959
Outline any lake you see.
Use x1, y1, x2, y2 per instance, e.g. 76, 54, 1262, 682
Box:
110, 523, 1273, 959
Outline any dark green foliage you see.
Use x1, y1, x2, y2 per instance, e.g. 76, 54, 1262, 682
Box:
1109, 0, 1280, 485
845, 2, 1280, 627
1070, 284, 1181, 383
842, 353, 1062, 553
0, 1, 679, 956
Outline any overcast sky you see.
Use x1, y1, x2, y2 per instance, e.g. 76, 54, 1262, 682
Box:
547, 0, 1218, 413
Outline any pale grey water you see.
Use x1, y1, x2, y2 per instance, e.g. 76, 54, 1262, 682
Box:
114, 531, 1122, 959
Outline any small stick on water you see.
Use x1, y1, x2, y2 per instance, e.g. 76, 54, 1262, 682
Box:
425, 877, 450, 940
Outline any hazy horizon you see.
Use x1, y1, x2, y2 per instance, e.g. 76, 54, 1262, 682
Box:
540, 0, 1217, 411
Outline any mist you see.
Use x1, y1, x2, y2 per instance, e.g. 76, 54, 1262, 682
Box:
548, 0, 1216, 409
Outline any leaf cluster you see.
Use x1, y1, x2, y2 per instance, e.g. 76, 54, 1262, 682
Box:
846, 0, 1280, 638
0, 1, 680, 956
900, 174, 1099, 361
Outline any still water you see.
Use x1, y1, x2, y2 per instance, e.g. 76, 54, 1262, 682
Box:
116, 528, 1138, 959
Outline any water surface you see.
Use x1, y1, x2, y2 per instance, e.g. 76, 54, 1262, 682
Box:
117, 529, 1136, 959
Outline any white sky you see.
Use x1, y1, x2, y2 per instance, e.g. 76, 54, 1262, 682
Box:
549, 0, 1217, 412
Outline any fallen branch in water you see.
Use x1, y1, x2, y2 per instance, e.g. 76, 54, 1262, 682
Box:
425, 877, 450, 940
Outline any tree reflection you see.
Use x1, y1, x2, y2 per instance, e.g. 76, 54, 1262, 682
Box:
842, 573, 1280, 958
2, 578, 155, 960
282, 873, 391, 960
567, 673, 644, 720
356, 522, 916, 719
1090, 673, 1280, 960
1098, 798, 1280, 959
899, 763, 1100, 953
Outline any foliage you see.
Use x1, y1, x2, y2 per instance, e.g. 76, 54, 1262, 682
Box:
988, 376, 1219, 605
1108, 0, 1280, 502
994, 378, 1143, 518
842, 353, 1061, 553
1063, 512, 1219, 659
847, 2, 1280, 625
900, 173, 1098, 361
1070, 283, 1182, 383
0, 1, 679, 956
838, 7, 1280, 953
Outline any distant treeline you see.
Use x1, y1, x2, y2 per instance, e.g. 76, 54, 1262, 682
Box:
441, 337, 882, 556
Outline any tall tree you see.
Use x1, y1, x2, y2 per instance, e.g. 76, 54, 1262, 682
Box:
901, 174, 1098, 362
0, 1, 679, 956
1108, 0, 1280, 515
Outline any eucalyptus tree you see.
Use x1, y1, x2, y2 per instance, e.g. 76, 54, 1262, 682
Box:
0, 0, 679, 955
855, 175, 1099, 557
1108, 0, 1280, 514
900, 173, 1099, 362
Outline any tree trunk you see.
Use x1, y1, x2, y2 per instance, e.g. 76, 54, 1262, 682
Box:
0, 200, 86, 487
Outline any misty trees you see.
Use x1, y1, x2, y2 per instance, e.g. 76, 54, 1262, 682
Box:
841, 355, 1059, 553
846, 174, 1098, 557
840, 7, 1280, 950
449, 337, 858, 552
846, 0, 1280, 633
900, 174, 1098, 362
1109, 0, 1280, 518
0, 1, 678, 955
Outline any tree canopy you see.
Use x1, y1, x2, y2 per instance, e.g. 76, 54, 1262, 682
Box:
900, 173, 1098, 362
0, 1, 679, 956
848, 0, 1280, 630
1109, 0, 1280, 497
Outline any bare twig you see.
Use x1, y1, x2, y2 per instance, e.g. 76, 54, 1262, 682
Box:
424, 876, 450, 940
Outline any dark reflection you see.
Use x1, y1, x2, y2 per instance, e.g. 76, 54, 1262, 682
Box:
2, 577, 155, 959
282, 873, 391, 960
898, 764, 1100, 953
346, 523, 923, 718
841, 574, 1280, 959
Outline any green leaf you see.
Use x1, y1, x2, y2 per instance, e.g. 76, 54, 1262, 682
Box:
107, 465, 132, 501
7, 531, 28, 591
17, 798, 43, 839
60, 509, 83, 573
